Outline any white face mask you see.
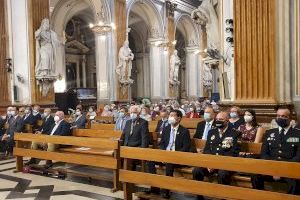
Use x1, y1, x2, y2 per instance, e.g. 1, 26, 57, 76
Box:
190, 108, 194, 112
43, 112, 49, 117
76, 111, 81, 116
24, 110, 30, 114
141, 111, 146, 116
168, 117, 177, 125
54, 115, 60, 122
130, 113, 138, 120
89, 109, 93, 112
244, 115, 253, 123
10, 111, 16, 116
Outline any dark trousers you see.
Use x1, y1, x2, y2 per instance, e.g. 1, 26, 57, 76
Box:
147, 161, 181, 195
193, 167, 233, 200
0, 138, 14, 153
251, 175, 300, 195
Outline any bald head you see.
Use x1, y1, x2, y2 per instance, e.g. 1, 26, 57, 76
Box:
55, 111, 65, 120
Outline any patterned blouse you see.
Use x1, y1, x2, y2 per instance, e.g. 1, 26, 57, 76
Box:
239, 124, 259, 142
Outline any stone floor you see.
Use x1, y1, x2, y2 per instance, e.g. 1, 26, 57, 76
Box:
0, 158, 204, 200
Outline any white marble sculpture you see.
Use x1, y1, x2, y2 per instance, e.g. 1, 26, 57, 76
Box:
116, 40, 134, 85
35, 18, 60, 97
191, 0, 220, 50
203, 62, 213, 89
169, 50, 181, 85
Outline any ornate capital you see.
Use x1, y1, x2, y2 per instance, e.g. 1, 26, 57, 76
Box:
166, 0, 177, 17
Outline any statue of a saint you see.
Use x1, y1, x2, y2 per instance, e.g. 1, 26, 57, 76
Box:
35, 18, 59, 77
203, 62, 213, 89
191, 0, 220, 50
116, 40, 134, 84
169, 50, 181, 84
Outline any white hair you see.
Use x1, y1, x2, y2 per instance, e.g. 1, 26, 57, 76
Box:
130, 105, 141, 113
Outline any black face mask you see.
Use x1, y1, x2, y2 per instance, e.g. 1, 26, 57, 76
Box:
276, 118, 289, 128
215, 120, 226, 129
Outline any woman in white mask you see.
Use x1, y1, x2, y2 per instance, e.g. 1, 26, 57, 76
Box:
186, 105, 200, 119
228, 106, 245, 129
238, 109, 264, 143
140, 107, 152, 122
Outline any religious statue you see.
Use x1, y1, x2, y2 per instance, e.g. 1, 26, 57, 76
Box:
35, 18, 59, 77
203, 62, 213, 89
169, 50, 181, 85
35, 18, 60, 97
116, 40, 134, 84
191, 0, 220, 50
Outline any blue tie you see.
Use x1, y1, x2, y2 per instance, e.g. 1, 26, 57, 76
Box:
166, 128, 175, 151
202, 122, 211, 140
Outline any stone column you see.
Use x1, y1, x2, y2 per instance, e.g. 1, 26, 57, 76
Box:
186, 46, 200, 98
82, 55, 87, 88
95, 34, 110, 103
148, 38, 165, 100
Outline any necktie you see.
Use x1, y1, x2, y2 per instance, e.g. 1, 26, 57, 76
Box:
202, 123, 211, 140
160, 121, 166, 132
167, 128, 175, 151
279, 128, 285, 142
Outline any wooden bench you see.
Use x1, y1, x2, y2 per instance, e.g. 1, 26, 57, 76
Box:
94, 116, 114, 123
120, 147, 300, 200
90, 123, 117, 131
13, 133, 121, 192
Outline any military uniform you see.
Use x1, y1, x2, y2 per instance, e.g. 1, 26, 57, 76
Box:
193, 127, 240, 200
251, 127, 300, 194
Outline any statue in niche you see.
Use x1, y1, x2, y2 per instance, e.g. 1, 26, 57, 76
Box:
35, 18, 59, 77
35, 18, 60, 97
203, 62, 213, 89
169, 50, 181, 85
191, 0, 220, 50
116, 40, 134, 85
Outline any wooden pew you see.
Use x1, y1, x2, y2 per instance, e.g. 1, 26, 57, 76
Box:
72, 128, 122, 139
90, 123, 116, 130
13, 133, 121, 192
120, 147, 300, 200
94, 116, 114, 123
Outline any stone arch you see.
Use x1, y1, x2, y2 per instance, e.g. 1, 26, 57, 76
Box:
175, 14, 200, 46
126, 0, 164, 38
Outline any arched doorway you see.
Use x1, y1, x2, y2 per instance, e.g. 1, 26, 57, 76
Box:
126, 0, 164, 101
175, 15, 201, 100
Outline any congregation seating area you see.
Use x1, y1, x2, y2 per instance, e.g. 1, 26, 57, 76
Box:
10, 114, 300, 200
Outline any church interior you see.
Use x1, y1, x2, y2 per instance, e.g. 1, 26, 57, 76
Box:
0, 0, 300, 199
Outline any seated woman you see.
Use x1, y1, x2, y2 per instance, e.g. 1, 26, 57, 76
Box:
186, 105, 200, 118
238, 109, 264, 143
140, 107, 152, 122
86, 106, 97, 120
101, 105, 113, 117
228, 106, 245, 129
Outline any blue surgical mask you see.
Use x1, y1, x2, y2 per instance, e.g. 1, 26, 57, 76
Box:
119, 112, 125, 118
203, 112, 211, 122
230, 112, 238, 118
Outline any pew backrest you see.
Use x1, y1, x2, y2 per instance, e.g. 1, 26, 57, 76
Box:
72, 129, 122, 139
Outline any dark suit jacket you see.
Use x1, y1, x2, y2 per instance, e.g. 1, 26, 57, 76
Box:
4, 115, 24, 140
39, 115, 55, 134
23, 113, 35, 125
204, 127, 240, 156
260, 127, 300, 162
160, 125, 191, 152
121, 117, 149, 148
155, 119, 169, 133
49, 120, 71, 136
194, 120, 216, 139
72, 115, 87, 129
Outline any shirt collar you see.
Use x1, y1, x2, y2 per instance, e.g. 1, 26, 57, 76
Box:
171, 124, 180, 132
55, 119, 63, 125
279, 125, 291, 135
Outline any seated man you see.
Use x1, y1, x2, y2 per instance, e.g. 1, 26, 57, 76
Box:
155, 109, 169, 134
251, 107, 300, 195
194, 105, 216, 140
148, 110, 191, 198
120, 105, 149, 171
35, 108, 55, 134
22, 106, 35, 125
26, 111, 71, 167
70, 108, 87, 129
192, 111, 240, 200
0, 107, 24, 157
115, 107, 130, 131
121, 105, 149, 148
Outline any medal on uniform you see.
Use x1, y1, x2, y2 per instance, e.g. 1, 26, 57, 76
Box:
211, 135, 215, 140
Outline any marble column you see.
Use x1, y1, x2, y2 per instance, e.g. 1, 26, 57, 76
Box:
8, 0, 32, 104
275, 0, 291, 103
186, 46, 201, 98
82, 55, 87, 88
148, 38, 165, 100
95, 34, 110, 102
